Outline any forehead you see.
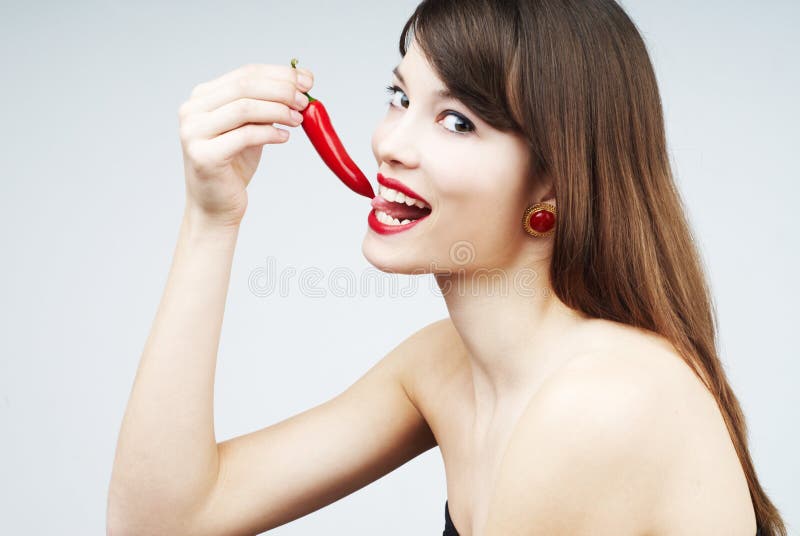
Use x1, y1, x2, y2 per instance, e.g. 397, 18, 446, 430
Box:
393, 41, 453, 99
396, 39, 432, 76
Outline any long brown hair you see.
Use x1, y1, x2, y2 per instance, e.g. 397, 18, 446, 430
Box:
398, 1, 786, 534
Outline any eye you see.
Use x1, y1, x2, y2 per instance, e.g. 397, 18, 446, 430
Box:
384, 84, 475, 136
384, 84, 409, 109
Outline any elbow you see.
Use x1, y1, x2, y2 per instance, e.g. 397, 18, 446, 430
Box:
106, 486, 170, 536
107, 488, 205, 536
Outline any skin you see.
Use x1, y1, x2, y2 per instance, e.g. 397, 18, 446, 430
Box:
364, 39, 589, 425
108, 40, 756, 536
365, 38, 604, 465
363, 40, 757, 535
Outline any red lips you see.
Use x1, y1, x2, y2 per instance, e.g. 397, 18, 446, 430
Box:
376, 173, 430, 207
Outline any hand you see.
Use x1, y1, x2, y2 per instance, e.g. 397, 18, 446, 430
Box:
177, 63, 314, 227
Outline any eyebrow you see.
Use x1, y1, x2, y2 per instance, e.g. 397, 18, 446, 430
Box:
393, 66, 454, 100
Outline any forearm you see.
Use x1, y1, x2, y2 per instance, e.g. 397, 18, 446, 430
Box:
108, 204, 240, 531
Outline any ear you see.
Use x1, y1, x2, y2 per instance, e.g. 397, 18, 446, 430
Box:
539, 184, 556, 206
529, 177, 556, 207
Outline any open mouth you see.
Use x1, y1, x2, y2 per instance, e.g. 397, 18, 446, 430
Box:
370, 185, 432, 226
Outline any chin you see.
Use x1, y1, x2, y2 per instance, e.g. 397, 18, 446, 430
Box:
361, 233, 430, 275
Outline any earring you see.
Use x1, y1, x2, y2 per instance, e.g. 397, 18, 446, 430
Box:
522, 203, 557, 237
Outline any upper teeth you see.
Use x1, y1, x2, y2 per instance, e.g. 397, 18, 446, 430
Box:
379, 185, 430, 208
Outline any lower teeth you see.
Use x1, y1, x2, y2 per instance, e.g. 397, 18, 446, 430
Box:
375, 210, 414, 226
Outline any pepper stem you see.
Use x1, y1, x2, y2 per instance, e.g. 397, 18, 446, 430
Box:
290, 57, 317, 103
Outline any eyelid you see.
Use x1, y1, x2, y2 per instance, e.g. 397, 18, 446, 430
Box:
384, 83, 476, 135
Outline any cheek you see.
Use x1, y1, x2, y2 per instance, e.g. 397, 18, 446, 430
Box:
433, 153, 526, 232
426, 147, 483, 197
432, 151, 509, 201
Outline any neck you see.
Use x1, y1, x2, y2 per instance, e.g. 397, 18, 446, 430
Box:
435, 255, 587, 423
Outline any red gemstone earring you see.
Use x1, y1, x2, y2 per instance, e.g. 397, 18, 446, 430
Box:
522, 203, 557, 237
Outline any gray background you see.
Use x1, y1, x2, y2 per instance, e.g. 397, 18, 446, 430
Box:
1, 0, 797, 534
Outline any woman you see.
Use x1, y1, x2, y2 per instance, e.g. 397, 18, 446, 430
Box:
107, 0, 787, 534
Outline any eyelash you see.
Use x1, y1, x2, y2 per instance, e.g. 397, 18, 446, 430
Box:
383, 84, 476, 135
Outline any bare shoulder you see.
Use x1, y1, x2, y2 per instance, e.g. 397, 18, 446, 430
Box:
397, 316, 466, 405
484, 325, 755, 535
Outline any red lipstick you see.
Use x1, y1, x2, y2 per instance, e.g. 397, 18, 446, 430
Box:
368, 173, 432, 235
367, 209, 428, 235
376, 173, 431, 207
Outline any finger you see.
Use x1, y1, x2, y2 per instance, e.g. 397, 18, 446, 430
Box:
294, 66, 313, 78
190, 98, 303, 140
203, 123, 290, 162
292, 66, 315, 91
190, 63, 304, 99
183, 77, 308, 118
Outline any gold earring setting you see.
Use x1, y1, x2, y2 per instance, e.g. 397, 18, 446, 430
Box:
523, 203, 557, 237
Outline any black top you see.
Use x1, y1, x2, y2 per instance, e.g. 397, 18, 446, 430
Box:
443, 500, 458, 536
443, 500, 762, 536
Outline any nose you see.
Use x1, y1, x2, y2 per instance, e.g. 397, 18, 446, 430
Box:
372, 112, 421, 170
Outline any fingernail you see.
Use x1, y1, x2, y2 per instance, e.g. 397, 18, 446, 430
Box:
297, 73, 312, 90
295, 91, 308, 109
290, 110, 303, 123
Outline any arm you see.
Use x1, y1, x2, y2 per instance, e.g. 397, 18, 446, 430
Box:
108, 237, 441, 534
107, 207, 240, 534
108, 61, 311, 533
185, 321, 440, 535
108, 62, 441, 536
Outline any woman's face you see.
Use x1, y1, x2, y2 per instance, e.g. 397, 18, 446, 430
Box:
362, 39, 541, 275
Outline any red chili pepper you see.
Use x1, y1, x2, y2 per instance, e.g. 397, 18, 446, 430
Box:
290, 58, 375, 199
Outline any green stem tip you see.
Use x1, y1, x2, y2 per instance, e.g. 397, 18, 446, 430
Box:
290, 57, 316, 102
